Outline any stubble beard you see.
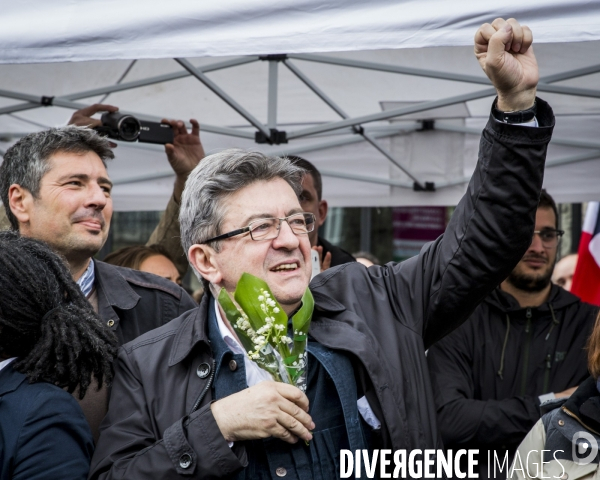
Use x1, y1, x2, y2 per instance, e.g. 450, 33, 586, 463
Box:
505, 260, 555, 293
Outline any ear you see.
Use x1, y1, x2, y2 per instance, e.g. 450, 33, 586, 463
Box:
8, 184, 33, 229
317, 199, 328, 227
188, 244, 222, 285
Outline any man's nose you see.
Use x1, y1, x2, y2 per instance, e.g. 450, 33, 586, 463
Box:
86, 183, 108, 210
272, 219, 300, 250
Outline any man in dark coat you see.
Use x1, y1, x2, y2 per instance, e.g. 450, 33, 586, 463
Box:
427, 190, 598, 479
90, 19, 554, 479
0, 125, 197, 439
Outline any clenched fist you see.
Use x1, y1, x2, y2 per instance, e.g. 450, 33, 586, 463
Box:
475, 18, 538, 112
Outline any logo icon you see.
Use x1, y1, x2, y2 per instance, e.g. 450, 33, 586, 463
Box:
572, 431, 598, 465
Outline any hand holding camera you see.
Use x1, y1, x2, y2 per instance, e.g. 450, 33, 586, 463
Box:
68, 104, 205, 202
68, 103, 174, 145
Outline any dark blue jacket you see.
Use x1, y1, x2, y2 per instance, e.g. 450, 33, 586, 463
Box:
0, 363, 94, 480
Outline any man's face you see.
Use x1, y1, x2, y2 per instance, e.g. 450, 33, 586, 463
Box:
298, 173, 327, 247
206, 178, 312, 309
552, 254, 578, 292
17, 150, 113, 263
506, 207, 558, 292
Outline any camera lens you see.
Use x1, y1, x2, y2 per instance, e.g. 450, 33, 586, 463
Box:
118, 116, 141, 141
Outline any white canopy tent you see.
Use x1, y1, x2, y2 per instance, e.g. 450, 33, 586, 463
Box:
1, 0, 600, 211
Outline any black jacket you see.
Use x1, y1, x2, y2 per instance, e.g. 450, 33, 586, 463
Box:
89, 100, 554, 479
427, 285, 597, 477
0, 365, 94, 480
94, 260, 197, 345
318, 236, 355, 267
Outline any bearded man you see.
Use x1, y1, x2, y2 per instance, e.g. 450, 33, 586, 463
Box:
427, 189, 598, 479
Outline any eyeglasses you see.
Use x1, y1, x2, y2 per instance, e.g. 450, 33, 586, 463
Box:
201, 212, 316, 244
533, 229, 564, 248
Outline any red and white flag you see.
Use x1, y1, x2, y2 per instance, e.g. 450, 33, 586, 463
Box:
571, 202, 600, 305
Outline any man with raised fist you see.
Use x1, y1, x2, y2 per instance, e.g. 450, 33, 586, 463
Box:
90, 18, 556, 479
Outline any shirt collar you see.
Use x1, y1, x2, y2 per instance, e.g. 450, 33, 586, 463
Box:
214, 299, 244, 355
77, 259, 95, 297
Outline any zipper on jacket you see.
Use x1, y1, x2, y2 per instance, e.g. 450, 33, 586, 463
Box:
542, 353, 552, 394
190, 359, 216, 414
520, 308, 533, 396
562, 406, 600, 436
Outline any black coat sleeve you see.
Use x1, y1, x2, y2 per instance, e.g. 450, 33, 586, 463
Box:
427, 323, 541, 447
384, 99, 554, 348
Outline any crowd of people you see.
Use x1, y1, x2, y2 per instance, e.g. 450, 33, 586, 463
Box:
0, 17, 597, 480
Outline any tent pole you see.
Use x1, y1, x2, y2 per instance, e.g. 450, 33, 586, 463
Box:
287, 87, 496, 139
0, 56, 259, 117
435, 122, 600, 150
289, 53, 490, 85
175, 58, 271, 138
268, 61, 278, 129
283, 59, 426, 188
289, 54, 600, 98
546, 150, 600, 168
290, 54, 600, 84
541, 64, 600, 83
434, 150, 600, 189
271, 124, 420, 157
0, 87, 255, 139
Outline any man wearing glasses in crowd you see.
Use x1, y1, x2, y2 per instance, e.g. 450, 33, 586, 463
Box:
427, 189, 598, 479
91, 18, 559, 479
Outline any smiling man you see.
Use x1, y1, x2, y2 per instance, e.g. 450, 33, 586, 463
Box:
0, 127, 196, 439
427, 190, 598, 479
89, 19, 563, 479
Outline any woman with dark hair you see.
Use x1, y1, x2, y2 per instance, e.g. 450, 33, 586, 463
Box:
512, 310, 600, 479
0, 231, 117, 480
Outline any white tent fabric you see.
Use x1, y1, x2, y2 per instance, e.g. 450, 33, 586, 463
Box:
3, 1, 600, 63
1, 2, 600, 210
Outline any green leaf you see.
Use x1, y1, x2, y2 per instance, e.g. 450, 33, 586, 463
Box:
217, 288, 256, 353
233, 273, 287, 329
291, 288, 314, 334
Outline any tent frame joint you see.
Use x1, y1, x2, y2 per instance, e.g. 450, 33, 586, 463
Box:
255, 128, 288, 145
259, 54, 288, 62
413, 181, 436, 192
418, 120, 435, 131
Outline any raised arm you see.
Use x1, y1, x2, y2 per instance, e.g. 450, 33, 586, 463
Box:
147, 119, 205, 276
351, 19, 553, 348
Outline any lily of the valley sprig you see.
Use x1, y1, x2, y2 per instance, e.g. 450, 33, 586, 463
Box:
218, 273, 314, 390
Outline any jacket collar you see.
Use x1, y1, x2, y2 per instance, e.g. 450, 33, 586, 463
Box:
485, 283, 580, 313
168, 293, 211, 366
0, 364, 26, 396
94, 261, 140, 311
564, 376, 600, 434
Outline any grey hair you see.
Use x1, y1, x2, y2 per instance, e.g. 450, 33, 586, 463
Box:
180, 149, 305, 279
0, 126, 114, 230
